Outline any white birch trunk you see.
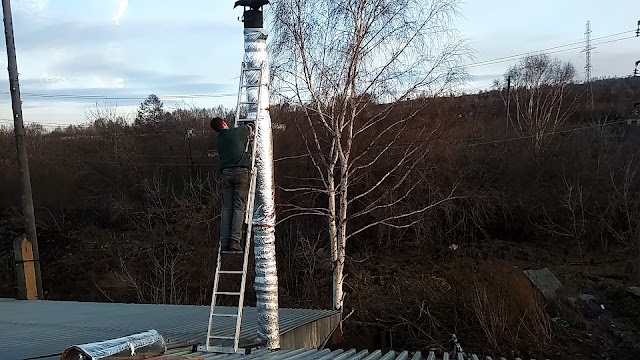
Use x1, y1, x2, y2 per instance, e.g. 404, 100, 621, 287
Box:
328, 167, 341, 310
334, 160, 349, 311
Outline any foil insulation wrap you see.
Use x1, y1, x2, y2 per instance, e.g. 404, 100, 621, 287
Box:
60, 330, 166, 360
243, 27, 280, 349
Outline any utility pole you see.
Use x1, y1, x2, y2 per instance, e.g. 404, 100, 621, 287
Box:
506, 75, 511, 135
635, 19, 640, 281
2, 0, 44, 299
583, 21, 595, 109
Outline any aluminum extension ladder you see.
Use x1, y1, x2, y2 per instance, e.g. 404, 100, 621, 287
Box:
198, 62, 263, 355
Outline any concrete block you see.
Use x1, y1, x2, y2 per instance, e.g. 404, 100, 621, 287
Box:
523, 267, 563, 300
627, 287, 640, 298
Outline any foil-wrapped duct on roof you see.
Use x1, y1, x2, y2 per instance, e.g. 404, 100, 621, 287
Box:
243, 26, 280, 350
60, 329, 166, 360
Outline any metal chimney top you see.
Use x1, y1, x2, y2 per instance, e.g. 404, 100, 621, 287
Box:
243, 9, 263, 29
233, 0, 269, 28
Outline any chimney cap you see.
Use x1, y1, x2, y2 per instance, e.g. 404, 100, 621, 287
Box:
234, 0, 270, 10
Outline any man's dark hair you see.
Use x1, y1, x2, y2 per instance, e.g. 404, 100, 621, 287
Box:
210, 117, 225, 133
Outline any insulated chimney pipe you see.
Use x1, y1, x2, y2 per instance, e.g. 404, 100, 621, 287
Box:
238, 5, 280, 350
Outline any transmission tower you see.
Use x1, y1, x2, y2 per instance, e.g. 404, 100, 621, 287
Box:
582, 21, 596, 109
583, 21, 594, 83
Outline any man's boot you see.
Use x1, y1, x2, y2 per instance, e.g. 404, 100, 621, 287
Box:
229, 240, 243, 252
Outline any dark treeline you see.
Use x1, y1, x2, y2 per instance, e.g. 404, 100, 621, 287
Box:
1, 76, 640, 356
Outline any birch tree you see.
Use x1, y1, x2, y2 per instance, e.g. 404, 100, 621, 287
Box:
269, 0, 467, 311
501, 54, 578, 151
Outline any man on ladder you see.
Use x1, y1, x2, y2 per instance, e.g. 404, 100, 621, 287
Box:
210, 117, 253, 252
200, 1, 275, 353
201, 72, 261, 352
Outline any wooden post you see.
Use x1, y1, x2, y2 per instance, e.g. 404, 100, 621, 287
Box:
14, 235, 38, 300
2, 0, 44, 299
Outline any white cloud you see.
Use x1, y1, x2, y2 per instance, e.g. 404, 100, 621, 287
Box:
39, 73, 64, 83
12, 0, 48, 15
41, 74, 125, 90
113, 0, 128, 25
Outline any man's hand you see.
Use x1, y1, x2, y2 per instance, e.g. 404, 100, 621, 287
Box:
245, 123, 255, 138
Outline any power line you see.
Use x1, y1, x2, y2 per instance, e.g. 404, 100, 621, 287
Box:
0, 31, 633, 104
466, 30, 635, 69
466, 34, 637, 70
33, 157, 218, 167
462, 119, 632, 148
0, 91, 237, 101
465, 33, 635, 93
0, 30, 634, 106
0, 119, 82, 127
3, 119, 633, 163
359, 118, 637, 151
0, 116, 218, 129
3, 119, 635, 171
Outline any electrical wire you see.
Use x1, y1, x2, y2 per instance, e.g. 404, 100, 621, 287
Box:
2, 119, 636, 168
465, 30, 636, 69
0, 30, 634, 104
0, 92, 237, 101
466, 35, 638, 69
0, 29, 636, 133
462, 118, 634, 147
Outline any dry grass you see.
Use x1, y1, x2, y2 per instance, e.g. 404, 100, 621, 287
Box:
458, 262, 552, 351
349, 257, 553, 355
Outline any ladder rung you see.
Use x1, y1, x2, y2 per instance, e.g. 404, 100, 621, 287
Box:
215, 291, 242, 296
222, 251, 244, 254
237, 119, 256, 123
241, 84, 260, 88
197, 346, 248, 355
239, 101, 258, 105
212, 313, 239, 318
243, 67, 262, 71
208, 335, 236, 340
218, 270, 244, 274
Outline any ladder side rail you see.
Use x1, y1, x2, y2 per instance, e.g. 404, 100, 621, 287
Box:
243, 68, 262, 225
233, 67, 263, 352
205, 244, 225, 348
205, 61, 247, 351
234, 62, 246, 127
203, 64, 264, 354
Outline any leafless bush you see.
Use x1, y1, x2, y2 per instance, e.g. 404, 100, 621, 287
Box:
534, 172, 589, 266
602, 158, 640, 247
119, 246, 187, 304
350, 259, 552, 354
108, 170, 221, 304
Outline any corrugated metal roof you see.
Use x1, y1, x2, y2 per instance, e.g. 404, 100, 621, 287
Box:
153, 345, 544, 360
0, 299, 338, 360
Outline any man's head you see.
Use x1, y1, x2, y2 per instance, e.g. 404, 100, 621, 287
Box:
210, 117, 229, 133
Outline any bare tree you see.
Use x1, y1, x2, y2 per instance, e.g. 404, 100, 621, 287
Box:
86, 102, 129, 156
500, 54, 578, 151
270, 0, 467, 311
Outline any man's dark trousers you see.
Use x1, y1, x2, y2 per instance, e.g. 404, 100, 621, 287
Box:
220, 167, 250, 250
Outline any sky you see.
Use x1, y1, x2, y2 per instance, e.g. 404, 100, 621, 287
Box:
0, 0, 638, 128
